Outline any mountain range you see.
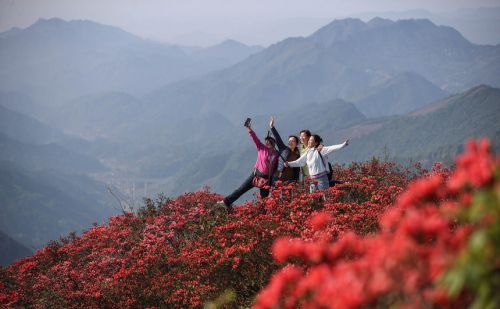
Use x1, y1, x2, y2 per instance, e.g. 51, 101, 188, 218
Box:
354, 7, 500, 45
353, 71, 448, 117
0, 161, 117, 252
0, 230, 32, 266
328, 85, 500, 166
0, 104, 119, 265
0, 18, 263, 103
134, 18, 499, 135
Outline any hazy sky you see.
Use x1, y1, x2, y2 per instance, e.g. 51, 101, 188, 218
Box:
1, 0, 499, 46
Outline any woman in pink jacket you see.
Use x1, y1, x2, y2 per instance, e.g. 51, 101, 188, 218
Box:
219, 120, 279, 209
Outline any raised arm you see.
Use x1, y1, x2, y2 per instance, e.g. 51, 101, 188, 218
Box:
269, 116, 287, 152
271, 127, 287, 152
277, 148, 290, 172
320, 140, 349, 156
249, 129, 265, 150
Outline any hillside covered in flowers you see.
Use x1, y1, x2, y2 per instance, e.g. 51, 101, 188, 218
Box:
1, 139, 498, 308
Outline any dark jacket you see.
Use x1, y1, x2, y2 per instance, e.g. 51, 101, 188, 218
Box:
271, 126, 300, 181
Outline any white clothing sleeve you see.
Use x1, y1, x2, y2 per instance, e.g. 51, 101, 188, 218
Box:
287, 151, 308, 167
321, 141, 347, 156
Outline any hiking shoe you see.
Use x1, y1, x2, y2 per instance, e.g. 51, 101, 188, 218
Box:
215, 200, 226, 209
216, 200, 234, 213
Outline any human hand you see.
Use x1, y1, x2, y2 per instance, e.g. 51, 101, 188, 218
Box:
269, 116, 275, 128
244, 118, 252, 131
345, 139, 349, 146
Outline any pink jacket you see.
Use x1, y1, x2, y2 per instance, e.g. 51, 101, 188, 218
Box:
249, 130, 278, 176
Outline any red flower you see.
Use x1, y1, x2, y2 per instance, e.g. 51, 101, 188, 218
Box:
309, 212, 332, 231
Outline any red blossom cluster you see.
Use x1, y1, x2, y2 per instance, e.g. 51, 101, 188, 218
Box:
254, 139, 499, 309
448, 139, 496, 191
0, 157, 417, 308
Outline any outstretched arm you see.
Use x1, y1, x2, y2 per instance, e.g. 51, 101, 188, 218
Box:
248, 127, 265, 150
269, 116, 287, 152
320, 139, 349, 156
244, 120, 264, 150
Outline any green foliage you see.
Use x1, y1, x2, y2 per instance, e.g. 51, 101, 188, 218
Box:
203, 289, 237, 309
440, 167, 500, 309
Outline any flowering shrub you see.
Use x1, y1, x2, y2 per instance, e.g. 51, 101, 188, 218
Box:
2, 140, 496, 308
0, 157, 416, 308
255, 139, 499, 309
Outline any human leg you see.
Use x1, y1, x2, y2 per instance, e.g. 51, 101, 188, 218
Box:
260, 187, 270, 199
310, 175, 329, 193
316, 175, 330, 190
223, 172, 254, 206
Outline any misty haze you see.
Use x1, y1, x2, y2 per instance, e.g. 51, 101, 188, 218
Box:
0, 1, 499, 307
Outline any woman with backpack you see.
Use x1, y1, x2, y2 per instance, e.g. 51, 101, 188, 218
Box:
218, 118, 279, 210
285, 134, 349, 192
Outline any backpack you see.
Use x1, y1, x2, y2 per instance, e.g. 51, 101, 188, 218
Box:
318, 152, 343, 187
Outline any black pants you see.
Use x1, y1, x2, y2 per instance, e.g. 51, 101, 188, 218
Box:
223, 172, 269, 206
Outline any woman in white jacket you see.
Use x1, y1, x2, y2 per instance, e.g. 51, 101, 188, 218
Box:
285, 134, 348, 192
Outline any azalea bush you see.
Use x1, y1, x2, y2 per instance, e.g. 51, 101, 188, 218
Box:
0, 157, 416, 308
255, 139, 499, 309
1, 139, 497, 308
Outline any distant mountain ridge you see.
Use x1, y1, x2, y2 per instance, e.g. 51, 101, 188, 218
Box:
21, 17, 154, 49
0, 161, 117, 251
0, 18, 263, 102
192, 39, 263, 66
329, 85, 500, 165
354, 7, 500, 45
47, 92, 144, 139
0, 133, 106, 173
142, 17, 499, 123
353, 72, 448, 117
0, 230, 32, 266
0, 101, 119, 262
0, 91, 39, 118
309, 17, 393, 47
0, 104, 106, 173
0, 104, 65, 144
278, 98, 367, 133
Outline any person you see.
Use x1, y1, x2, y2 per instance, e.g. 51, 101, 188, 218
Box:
299, 129, 312, 180
285, 134, 349, 192
218, 119, 279, 209
269, 116, 300, 182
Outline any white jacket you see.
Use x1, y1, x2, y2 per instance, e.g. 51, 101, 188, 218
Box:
287, 142, 347, 177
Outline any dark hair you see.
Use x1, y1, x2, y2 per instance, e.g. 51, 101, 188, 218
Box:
288, 135, 299, 144
265, 136, 276, 147
299, 129, 311, 137
310, 134, 323, 147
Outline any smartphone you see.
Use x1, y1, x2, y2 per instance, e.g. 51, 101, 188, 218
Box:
244, 118, 251, 127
